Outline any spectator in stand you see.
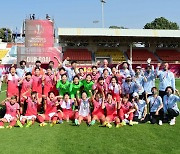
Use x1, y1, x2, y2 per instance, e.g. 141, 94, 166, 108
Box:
97, 59, 112, 75
156, 62, 175, 99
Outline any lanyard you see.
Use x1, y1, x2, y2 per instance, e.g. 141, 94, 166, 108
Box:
127, 83, 131, 93
162, 71, 168, 80
150, 97, 157, 109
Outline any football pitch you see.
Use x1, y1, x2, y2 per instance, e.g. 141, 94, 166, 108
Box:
0, 80, 180, 154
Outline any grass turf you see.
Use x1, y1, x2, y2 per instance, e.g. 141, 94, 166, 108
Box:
0, 79, 180, 154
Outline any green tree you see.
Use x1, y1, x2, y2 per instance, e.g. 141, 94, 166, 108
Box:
144, 17, 179, 30
0, 28, 12, 42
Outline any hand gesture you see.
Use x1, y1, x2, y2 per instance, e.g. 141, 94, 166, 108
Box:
157, 63, 161, 67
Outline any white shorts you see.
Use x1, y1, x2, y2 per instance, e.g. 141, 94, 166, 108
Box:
48, 112, 56, 118
20, 115, 36, 121
4, 114, 15, 122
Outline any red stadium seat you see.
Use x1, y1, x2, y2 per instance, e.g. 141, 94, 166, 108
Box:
156, 49, 180, 62
63, 49, 92, 61
126, 49, 158, 63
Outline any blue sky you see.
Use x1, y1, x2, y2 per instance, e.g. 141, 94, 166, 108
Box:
0, 0, 180, 32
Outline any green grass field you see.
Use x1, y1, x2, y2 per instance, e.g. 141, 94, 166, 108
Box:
0, 80, 180, 154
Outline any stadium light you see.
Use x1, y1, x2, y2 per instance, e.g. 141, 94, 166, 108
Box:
100, 0, 106, 28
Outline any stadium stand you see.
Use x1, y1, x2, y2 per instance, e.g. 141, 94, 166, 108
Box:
0, 49, 8, 59
126, 49, 158, 63
95, 49, 126, 63
63, 49, 92, 62
156, 49, 180, 62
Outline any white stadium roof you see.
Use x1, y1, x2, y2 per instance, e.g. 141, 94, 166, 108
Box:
58, 28, 180, 38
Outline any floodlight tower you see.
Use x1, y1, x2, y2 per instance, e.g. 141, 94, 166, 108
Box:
101, 0, 106, 28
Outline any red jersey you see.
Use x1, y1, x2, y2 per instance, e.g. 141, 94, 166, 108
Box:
32, 67, 44, 75
25, 97, 38, 116
91, 72, 100, 82
121, 102, 132, 112
105, 100, 117, 116
7, 74, 19, 97
45, 99, 57, 115
32, 75, 42, 94
103, 76, 111, 85
44, 74, 55, 96
92, 99, 104, 115
111, 74, 124, 85
93, 82, 108, 95
108, 83, 121, 101
5, 102, 20, 117
21, 79, 33, 97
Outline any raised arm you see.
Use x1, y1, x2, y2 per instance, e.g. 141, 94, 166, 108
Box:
76, 91, 81, 105
0, 98, 10, 106
145, 93, 150, 104
155, 63, 161, 76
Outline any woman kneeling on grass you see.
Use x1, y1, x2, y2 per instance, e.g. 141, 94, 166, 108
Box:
57, 93, 77, 124
90, 91, 106, 126
0, 96, 20, 129
74, 91, 91, 126
145, 87, 164, 125
17, 91, 41, 128
118, 95, 138, 126
132, 92, 148, 123
102, 93, 121, 128
37, 91, 59, 127
163, 86, 180, 125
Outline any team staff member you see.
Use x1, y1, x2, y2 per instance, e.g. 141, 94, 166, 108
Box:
156, 62, 175, 99
163, 86, 180, 125
146, 87, 164, 125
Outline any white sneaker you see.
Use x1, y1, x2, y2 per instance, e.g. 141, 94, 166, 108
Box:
159, 120, 163, 126
169, 118, 176, 126
124, 119, 129, 124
